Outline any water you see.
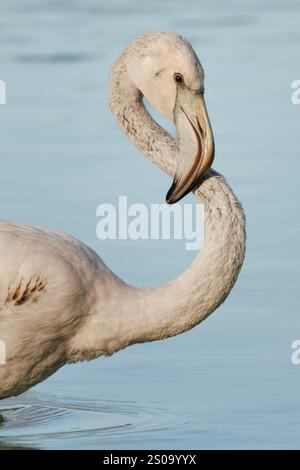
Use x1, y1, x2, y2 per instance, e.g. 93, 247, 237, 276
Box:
0, 0, 300, 449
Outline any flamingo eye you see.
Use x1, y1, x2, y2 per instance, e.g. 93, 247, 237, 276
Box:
174, 73, 184, 84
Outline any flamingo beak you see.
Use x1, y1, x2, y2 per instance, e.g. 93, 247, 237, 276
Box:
166, 86, 215, 204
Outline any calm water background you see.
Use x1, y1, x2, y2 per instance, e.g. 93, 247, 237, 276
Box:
0, 0, 300, 449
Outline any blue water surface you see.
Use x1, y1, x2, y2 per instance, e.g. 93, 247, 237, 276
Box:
0, 0, 299, 449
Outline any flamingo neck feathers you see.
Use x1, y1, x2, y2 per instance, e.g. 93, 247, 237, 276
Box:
68, 54, 246, 362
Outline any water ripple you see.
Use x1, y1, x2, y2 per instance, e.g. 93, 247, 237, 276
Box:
0, 391, 200, 449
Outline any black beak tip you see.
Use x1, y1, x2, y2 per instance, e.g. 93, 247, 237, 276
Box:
166, 196, 175, 205
165, 180, 179, 204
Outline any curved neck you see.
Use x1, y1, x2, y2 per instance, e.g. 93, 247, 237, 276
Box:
68, 57, 246, 361
107, 58, 245, 344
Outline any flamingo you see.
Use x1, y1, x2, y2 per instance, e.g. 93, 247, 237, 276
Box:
0, 32, 245, 400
